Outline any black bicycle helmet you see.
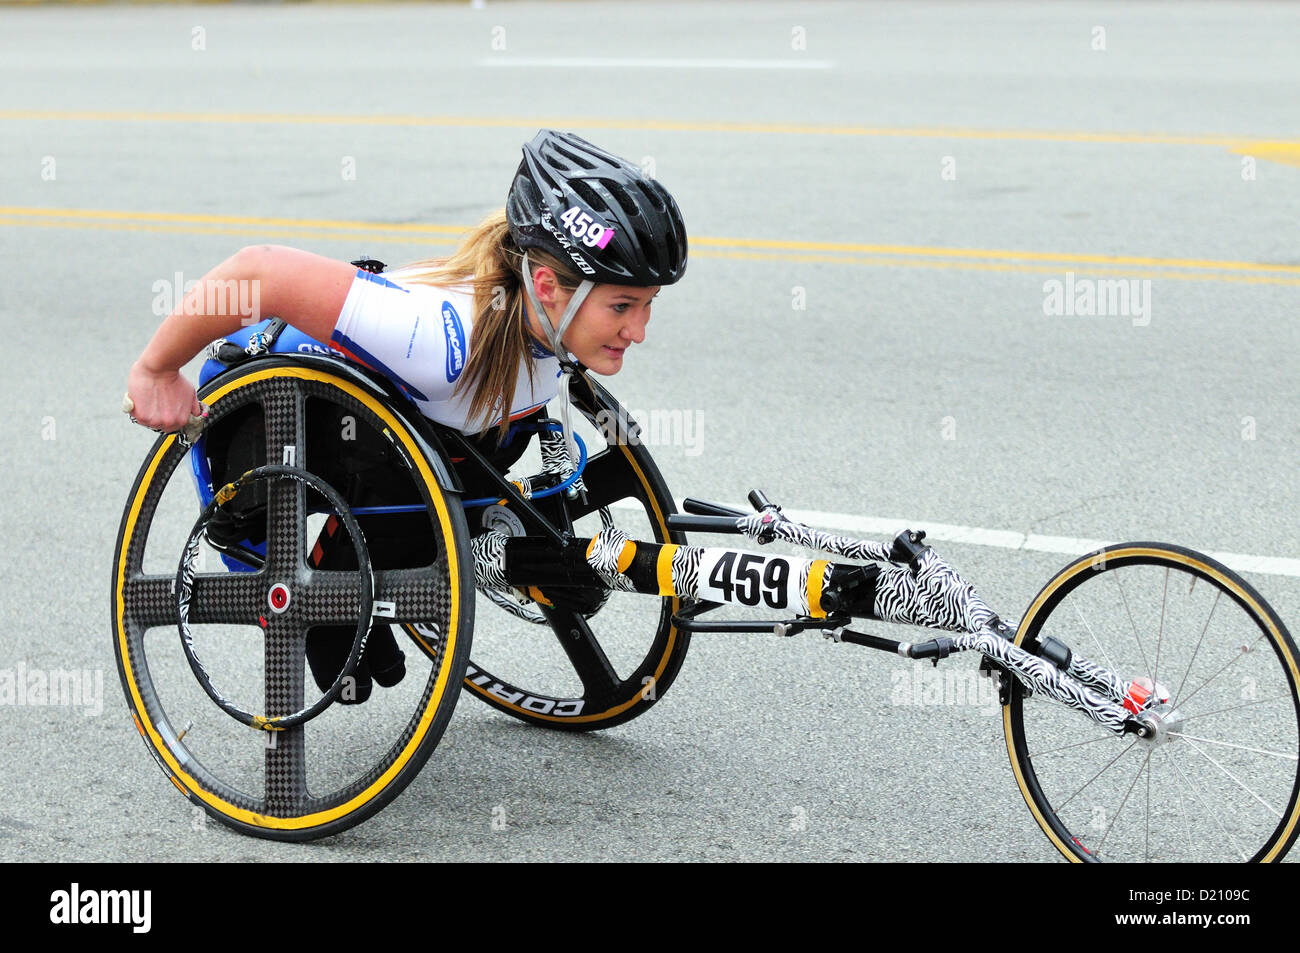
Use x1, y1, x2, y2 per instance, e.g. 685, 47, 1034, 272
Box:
506, 130, 687, 286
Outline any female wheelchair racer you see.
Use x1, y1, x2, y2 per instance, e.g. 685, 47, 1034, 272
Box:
125, 129, 683, 708
116, 130, 1300, 859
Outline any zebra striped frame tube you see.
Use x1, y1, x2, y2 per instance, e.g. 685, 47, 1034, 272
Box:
582, 526, 840, 618
870, 549, 1001, 634
481, 527, 866, 619
1064, 654, 1131, 706
487, 527, 1002, 627
483, 529, 1139, 733
956, 630, 1131, 734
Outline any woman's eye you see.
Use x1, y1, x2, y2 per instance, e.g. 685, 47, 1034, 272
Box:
612, 303, 630, 314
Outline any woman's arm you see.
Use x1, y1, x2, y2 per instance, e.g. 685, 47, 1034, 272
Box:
126, 245, 356, 431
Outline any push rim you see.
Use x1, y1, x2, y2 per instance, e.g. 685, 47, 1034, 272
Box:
174, 464, 374, 731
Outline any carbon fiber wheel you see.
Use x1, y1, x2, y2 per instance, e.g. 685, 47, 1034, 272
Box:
1006, 543, 1300, 862
111, 359, 474, 840
454, 375, 692, 731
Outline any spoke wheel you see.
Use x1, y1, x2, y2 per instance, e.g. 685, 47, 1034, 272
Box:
111, 360, 473, 840
442, 376, 691, 731
1005, 543, 1300, 862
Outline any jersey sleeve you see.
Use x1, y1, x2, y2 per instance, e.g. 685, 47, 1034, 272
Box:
328, 269, 463, 406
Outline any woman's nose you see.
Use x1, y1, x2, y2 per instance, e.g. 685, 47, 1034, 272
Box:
622, 314, 648, 344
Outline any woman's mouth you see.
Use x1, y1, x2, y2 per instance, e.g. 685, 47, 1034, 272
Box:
602, 345, 625, 356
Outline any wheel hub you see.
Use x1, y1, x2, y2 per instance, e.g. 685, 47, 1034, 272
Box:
267, 582, 292, 614
1136, 702, 1184, 745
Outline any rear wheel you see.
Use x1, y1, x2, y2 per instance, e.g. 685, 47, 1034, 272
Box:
441, 378, 691, 731
111, 360, 474, 840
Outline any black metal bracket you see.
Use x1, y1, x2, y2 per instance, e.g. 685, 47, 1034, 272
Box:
819, 564, 876, 615
908, 636, 955, 665
665, 513, 745, 534
832, 626, 904, 654
438, 427, 569, 546
672, 612, 850, 636
672, 599, 721, 622
889, 529, 932, 570
684, 497, 747, 518
666, 497, 747, 535
1036, 635, 1073, 670
979, 654, 1020, 704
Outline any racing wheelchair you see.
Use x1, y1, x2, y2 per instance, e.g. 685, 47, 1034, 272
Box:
112, 312, 1300, 862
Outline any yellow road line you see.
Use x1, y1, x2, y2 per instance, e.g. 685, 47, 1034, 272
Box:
2, 109, 1298, 153
691, 236, 1300, 275
0, 205, 462, 235
693, 249, 1300, 286
6, 206, 1295, 275
1236, 141, 1300, 168
3, 206, 1298, 284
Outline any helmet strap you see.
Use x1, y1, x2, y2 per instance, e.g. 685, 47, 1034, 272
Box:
519, 252, 594, 359
520, 252, 595, 471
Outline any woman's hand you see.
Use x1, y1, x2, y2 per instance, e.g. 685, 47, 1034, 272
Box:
123, 244, 353, 438
125, 360, 204, 433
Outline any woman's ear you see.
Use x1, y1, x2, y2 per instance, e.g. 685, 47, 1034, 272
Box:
532, 265, 558, 306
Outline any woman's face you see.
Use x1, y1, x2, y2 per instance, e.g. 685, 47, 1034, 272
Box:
529, 269, 658, 375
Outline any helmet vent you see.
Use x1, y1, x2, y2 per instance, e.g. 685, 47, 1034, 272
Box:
549, 143, 599, 171
632, 223, 661, 271
637, 180, 668, 214
663, 230, 681, 274
603, 179, 642, 217
569, 178, 609, 214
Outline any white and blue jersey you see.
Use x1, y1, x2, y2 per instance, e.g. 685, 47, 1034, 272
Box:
329, 268, 561, 433
202, 268, 562, 436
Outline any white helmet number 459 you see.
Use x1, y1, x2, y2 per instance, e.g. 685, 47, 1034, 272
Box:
559, 206, 615, 250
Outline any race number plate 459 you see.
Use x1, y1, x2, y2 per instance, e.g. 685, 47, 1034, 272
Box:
696, 549, 813, 613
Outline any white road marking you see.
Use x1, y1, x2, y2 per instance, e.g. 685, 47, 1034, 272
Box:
609, 500, 1300, 578
478, 57, 834, 70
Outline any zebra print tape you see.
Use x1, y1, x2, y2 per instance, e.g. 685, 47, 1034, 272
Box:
956, 629, 1130, 734
736, 512, 894, 563
1065, 653, 1129, 705
472, 531, 511, 592
872, 550, 998, 634
472, 531, 553, 623
539, 424, 588, 495
584, 526, 638, 592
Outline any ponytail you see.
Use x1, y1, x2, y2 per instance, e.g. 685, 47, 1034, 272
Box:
396, 210, 582, 443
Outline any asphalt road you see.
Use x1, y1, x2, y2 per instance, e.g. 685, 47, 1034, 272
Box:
1, 1, 1298, 863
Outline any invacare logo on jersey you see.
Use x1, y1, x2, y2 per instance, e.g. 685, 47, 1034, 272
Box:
442, 301, 466, 383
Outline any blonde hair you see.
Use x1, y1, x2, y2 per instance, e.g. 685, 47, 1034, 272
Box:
396, 210, 583, 443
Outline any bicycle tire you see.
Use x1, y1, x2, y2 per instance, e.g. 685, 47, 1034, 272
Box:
111, 358, 474, 840
412, 374, 691, 731
1005, 542, 1300, 862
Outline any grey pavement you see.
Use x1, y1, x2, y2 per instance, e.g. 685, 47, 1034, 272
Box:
0, 1, 1298, 863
